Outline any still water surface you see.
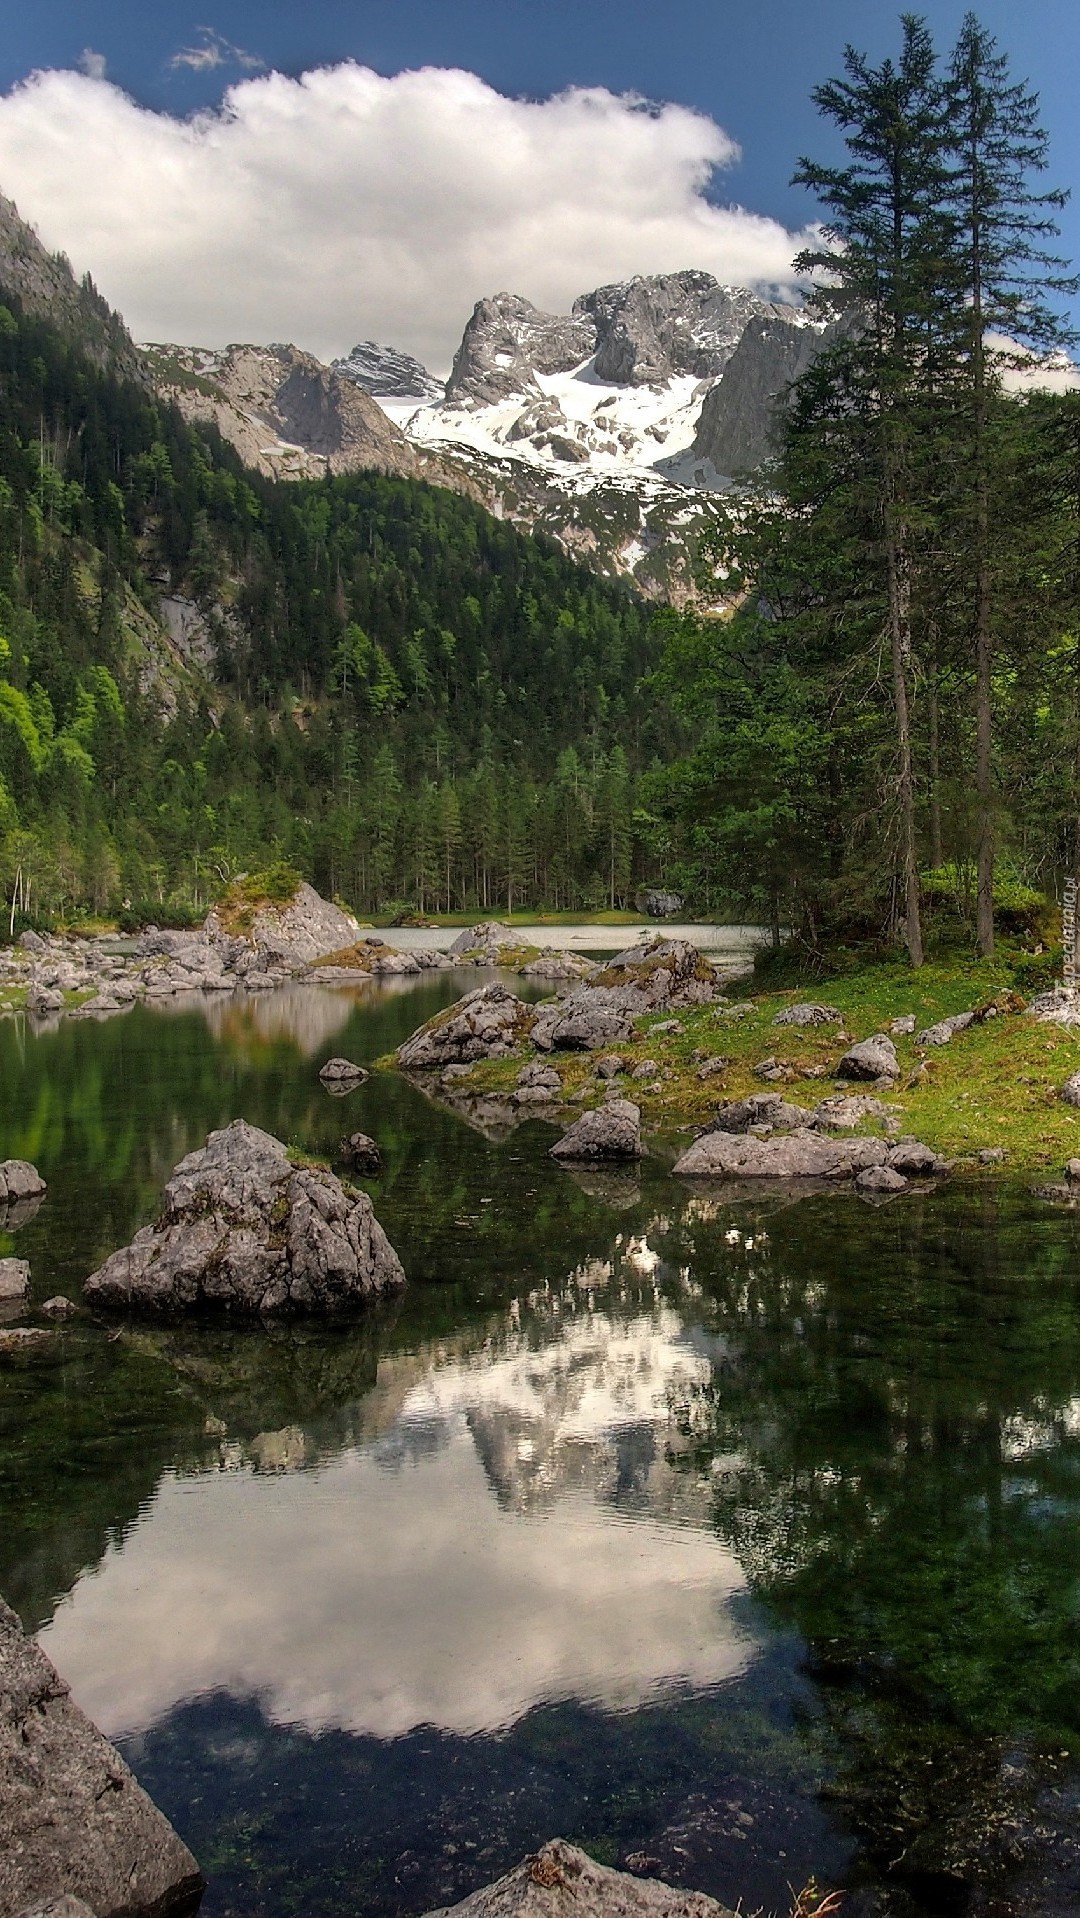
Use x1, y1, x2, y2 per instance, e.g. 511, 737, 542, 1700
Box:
2, 974, 1080, 1917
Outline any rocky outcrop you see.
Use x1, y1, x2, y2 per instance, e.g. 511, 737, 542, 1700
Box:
333, 339, 445, 402
707, 1092, 811, 1134
0, 1260, 30, 1317
206, 880, 360, 969
576, 273, 774, 385
84, 1121, 405, 1316
141, 341, 469, 493
692, 313, 830, 473
916, 1010, 976, 1046
0, 191, 144, 381
445, 294, 594, 406
550, 1100, 642, 1163
530, 940, 719, 1052
422, 1839, 736, 1918
397, 982, 535, 1069
0, 1596, 202, 1918
635, 889, 684, 918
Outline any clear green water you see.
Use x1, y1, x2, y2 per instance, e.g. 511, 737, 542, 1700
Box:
2, 977, 1080, 1918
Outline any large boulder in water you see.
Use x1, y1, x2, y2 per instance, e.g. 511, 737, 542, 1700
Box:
397, 982, 534, 1069
0, 1597, 202, 1918
674, 1129, 891, 1180
205, 880, 360, 969
550, 1100, 643, 1163
84, 1120, 405, 1315
421, 1838, 736, 1918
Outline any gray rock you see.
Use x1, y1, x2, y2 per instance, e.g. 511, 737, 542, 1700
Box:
674, 1129, 889, 1180
421, 1838, 735, 1918
0, 1596, 202, 1918
650, 1019, 683, 1035
709, 1093, 810, 1133
692, 310, 836, 473
772, 1002, 843, 1028
753, 1057, 786, 1082
447, 921, 516, 958
334, 339, 445, 403
0, 1261, 30, 1308
856, 1165, 909, 1196
205, 880, 360, 970
916, 1011, 976, 1046
445, 293, 595, 406
19, 1898, 98, 1918
0, 1328, 53, 1356
517, 1061, 562, 1092
27, 987, 63, 1016
319, 1057, 368, 1084
695, 1056, 730, 1081
886, 1139, 946, 1177
339, 1133, 382, 1174
811, 1094, 895, 1131
84, 1120, 405, 1316
578, 271, 773, 385
550, 1100, 643, 1163
398, 982, 533, 1069
631, 1059, 659, 1080
890, 1014, 917, 1036
1066, 1159, 1080, 1183
635, 889, 684, 919
532, 989, 641, 1052
978, 1147, 1007, 1164
520, 952, 595, 983
0, 1161, 46, 1211
17, 929, 45, 951
836, 1033, 899, 1081
40, 1297, 78, 1320
1061, 1070, 1080, 1108
593, 1055, 625, 1080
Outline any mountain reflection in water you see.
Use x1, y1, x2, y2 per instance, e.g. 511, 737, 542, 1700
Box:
41, 1271, 753, 1742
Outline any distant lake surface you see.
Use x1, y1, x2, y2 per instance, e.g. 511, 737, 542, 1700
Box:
2, 974, 1080, 1918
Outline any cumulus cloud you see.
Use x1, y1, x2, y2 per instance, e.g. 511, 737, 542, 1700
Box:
168, 27, 266, 74
0, 63, 812, 370
78, 49, 107, 82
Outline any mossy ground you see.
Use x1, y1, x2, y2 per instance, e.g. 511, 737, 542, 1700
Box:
436, 956, 1080, 1173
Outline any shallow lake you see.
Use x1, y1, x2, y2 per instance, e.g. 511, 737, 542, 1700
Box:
2, 973, 1080, 1918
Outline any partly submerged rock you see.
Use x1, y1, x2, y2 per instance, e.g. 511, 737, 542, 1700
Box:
319, 1056, 368, 1084
674, 1129, 890, 1180
398, 982, 534, 1069
550, 1100, 643, 1163
0, 1596, 203, 1918
835, 1033, 899, 1082
0, 1161, 46, 1211
421, 1838, 735, 1918
0, 1261, 30, 1320
856, 1164, 909, 1197
339, 1133, 383, 1174
84, 1120, 405, 1316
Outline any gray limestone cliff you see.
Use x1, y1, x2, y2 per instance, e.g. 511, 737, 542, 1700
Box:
575, 271, 775, 386
692, 313, 834, 474
445, 293, 595, 406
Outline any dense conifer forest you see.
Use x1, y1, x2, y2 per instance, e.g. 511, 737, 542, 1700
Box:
0, 287, 675, 921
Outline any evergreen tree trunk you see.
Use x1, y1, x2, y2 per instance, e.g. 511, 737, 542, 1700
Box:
884, 463, 924, 967
927, 668, 943, 871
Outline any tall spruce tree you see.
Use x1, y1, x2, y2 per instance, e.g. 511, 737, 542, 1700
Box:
944, 14, 1078, 954
792, 15, 954, 965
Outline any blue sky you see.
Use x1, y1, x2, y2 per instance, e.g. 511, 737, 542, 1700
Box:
1, 1, 1077, 364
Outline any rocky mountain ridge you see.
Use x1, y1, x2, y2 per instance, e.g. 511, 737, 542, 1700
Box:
0, 189, 143, 381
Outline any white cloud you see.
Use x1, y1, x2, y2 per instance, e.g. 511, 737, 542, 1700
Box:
0, 63, 811, 371
78, 49, 107, 82
168, 27, 265, 74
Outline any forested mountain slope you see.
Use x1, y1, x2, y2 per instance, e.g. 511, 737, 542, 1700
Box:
0, 277, 675, 920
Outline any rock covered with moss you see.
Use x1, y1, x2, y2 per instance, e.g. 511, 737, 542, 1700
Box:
84, 1120, 404, 1315
398, 981, 536, 1068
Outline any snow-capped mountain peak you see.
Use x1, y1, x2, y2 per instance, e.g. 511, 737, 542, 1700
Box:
334, 339, 445, 402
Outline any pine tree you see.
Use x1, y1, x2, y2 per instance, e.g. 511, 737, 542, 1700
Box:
944, 13, 1078, 953
793, 15, 955, 965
